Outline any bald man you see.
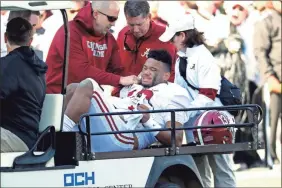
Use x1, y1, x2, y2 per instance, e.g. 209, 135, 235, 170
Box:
46, 1, 139, 94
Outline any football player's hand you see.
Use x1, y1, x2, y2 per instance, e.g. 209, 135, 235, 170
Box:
137, 104, 150, 123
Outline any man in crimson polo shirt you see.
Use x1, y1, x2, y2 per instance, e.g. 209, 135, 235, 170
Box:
117, 1, 177, 82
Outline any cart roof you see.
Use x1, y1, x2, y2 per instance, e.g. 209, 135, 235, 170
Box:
0, 1, 73, 11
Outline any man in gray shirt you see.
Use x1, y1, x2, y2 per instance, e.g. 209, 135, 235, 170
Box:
253, 0, 281, 164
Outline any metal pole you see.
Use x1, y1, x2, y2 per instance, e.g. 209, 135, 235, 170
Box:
60, 9, 70, 95
86, 116, 92, 160
170, 111, 176, 155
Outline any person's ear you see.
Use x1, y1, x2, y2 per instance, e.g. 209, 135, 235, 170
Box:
4, 32, 7, 43
92, 10, 98, 20
163, 72, 171, 81
148, 13, 152, 20
28, 37, 33, 46
180, 32, 186, 41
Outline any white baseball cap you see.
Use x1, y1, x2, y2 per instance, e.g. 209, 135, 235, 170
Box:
159, 14, 195, 42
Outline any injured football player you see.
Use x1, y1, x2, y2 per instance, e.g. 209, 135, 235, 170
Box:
63, 49, 191, 152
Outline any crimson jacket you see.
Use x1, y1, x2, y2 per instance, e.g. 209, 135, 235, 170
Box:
46, 3, 125, 94
117, 21, 177, 82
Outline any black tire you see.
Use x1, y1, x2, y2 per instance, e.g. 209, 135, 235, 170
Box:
155, 174, 202, 188
155, 182, 181, 188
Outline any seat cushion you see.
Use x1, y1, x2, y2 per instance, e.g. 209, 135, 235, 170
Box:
0, 152, 54, 167
39, 94, 64, 132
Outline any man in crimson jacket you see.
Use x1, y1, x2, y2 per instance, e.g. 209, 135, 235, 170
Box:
46, 1, 138, 94
117, 1, 177, 82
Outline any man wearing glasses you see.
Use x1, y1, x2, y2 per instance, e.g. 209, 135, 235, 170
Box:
116, 1, 177, 82
46, 1, 139, 94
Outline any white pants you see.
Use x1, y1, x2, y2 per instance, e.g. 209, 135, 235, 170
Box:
63, 79, 156, 152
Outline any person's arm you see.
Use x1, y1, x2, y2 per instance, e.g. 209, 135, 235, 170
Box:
155, 121, 183, 146
52, 27, 136, 87
138, 97, 189, 146
186, 53, 221, 118
0, 61, 18, 99
253, 18, 274, 82
139, 113, 184, 147
69, 32, 122, 86
253, 18, 281, 93
194, 58, 221, 103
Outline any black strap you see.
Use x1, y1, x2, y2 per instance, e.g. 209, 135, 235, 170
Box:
179, 56, 199, 91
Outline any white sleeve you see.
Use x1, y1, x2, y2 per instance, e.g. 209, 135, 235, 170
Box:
163, 95, 190, 125
197, 54, 221, 90
194, 53, 221, 102
188, 53, 222, 117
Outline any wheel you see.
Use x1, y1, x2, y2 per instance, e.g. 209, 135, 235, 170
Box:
155, 174, 202, 188
155, 182, 181, 188
154, 165, 203, 188
155, 175, 185, 188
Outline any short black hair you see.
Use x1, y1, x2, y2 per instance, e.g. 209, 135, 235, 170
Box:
124, 0, 150, 18
8, 10, 40, 22
147, 49, 172, 72
6, 17, 33, 46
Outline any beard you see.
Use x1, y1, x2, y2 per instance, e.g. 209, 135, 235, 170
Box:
141, 75, 159, 88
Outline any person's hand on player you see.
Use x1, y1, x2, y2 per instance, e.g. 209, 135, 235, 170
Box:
137, 104, 150, 123
119, 75, 139, 86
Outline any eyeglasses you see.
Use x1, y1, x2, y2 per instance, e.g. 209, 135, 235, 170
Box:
97, 11, 118, 22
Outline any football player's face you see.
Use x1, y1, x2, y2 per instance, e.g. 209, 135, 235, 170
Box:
141, 58, 169, 88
